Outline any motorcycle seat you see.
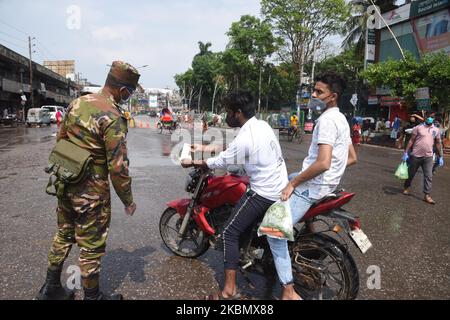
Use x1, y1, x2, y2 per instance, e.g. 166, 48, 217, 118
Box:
310, 189, 345, 208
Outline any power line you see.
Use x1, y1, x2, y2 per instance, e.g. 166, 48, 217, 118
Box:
0, 30, 27, 43
0, 19, 59, 61
0, 37, 28, 50
34, 49, 49, 63
0, 19, 28, 36
35, 38, 58, 61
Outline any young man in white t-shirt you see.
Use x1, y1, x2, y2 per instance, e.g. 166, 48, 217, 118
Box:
268, 72, 358, 300
182, 91, 288, 300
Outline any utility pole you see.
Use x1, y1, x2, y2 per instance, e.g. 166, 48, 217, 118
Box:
310, 39, 317, 88
258, 64, 263, 114
28, 36, 35, 111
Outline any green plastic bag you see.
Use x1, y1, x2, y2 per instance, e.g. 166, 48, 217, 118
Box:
258, 200, 294, 241
395, 161, 409, 180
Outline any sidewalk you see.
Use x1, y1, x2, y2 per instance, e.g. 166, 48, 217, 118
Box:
360, 140, 450, 158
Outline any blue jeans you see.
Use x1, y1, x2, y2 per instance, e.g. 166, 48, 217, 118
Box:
267, 175, 316, 285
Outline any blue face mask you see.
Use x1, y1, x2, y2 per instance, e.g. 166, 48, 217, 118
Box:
425, 117, 434, 125
307, 97, 327, 112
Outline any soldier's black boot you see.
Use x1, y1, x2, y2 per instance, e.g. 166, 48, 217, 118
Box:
83, 286, 123, 300
36, 269, 75, 300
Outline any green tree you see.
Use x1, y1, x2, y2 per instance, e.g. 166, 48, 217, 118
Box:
174, 69, 196, 109
314, 46, 364, 89
342, 0, 397, 56
362, 51, 450, 112
226, 15, 280, 112
261, 0, 349, 86
196, 41, 212, 57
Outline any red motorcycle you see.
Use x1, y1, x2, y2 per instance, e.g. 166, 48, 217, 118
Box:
159, 167, 372, 300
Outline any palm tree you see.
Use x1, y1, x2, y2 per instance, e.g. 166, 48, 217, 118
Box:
342, 0, 398, 53
196, 41, 212, 57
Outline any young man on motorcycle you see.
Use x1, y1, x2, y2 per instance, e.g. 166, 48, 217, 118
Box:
269, 72, 358, 300
182, 90, 288, 300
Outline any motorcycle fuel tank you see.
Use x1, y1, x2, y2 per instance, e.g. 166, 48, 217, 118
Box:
199, 174, 248, 209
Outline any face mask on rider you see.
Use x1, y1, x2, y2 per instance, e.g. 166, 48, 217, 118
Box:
307, 94, 334, 112
226, 111, 241, 128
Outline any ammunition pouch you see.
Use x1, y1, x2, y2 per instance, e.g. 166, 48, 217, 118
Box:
45, 139, 93, 198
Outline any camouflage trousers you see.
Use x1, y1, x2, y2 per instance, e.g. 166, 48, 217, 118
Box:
47, 176, 111, 289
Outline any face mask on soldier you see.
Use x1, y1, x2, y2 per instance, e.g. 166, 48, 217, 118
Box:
119, 87, 133, 105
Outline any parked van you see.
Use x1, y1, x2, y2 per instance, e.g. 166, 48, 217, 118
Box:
41, 105, 65, 123
27, 108, 51, 126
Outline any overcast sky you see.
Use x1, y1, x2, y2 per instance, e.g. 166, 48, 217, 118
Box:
0, 0, 343, 89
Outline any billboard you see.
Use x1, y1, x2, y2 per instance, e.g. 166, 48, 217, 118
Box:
412, 9, 450, 54
377, 3, 411, 29
410, 0, 449, 18
149, 95, 158, 108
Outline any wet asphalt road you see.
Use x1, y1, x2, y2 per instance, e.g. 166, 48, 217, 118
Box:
0, 116, 449, 300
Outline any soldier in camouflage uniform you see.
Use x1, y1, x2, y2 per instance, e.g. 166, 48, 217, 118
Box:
36, 61, 139, 300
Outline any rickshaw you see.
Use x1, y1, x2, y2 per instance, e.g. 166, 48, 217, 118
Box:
157, 108, 181, 134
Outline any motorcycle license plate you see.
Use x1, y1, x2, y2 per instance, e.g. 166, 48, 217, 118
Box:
349, 228, 372, 254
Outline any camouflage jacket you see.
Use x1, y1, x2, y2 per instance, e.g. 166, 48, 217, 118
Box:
58, 89, 133, 206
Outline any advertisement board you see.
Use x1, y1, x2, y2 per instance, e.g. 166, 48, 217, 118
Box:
412, 9, 450, 55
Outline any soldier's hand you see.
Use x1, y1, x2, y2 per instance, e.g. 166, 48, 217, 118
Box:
125, 202, 137, 216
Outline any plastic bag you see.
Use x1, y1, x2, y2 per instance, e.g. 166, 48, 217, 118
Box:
395, 161, 409, 180
258, 200, 294, 241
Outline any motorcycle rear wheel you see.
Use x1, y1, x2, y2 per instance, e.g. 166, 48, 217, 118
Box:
159, 208, 210, 258
291, 233, 359, 300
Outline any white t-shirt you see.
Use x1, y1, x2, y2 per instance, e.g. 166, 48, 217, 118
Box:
299, 107, 352, 200
206, 117, 288, 201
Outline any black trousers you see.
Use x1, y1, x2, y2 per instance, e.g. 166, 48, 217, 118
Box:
222, 190, 274, 270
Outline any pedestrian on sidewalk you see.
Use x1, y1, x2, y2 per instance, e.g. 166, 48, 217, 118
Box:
432, 115, 448, 174
391, 115, 401, 140
385, 118, 391, 129
402, 115, 444, 204
351, 118, 362, 148
55, 109, 62, 130
375, 118, 384, 132
361, 119, 371, 144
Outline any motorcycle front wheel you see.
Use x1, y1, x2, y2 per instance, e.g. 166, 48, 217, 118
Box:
290, 233, 359, 300
159, 208, 210, 258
